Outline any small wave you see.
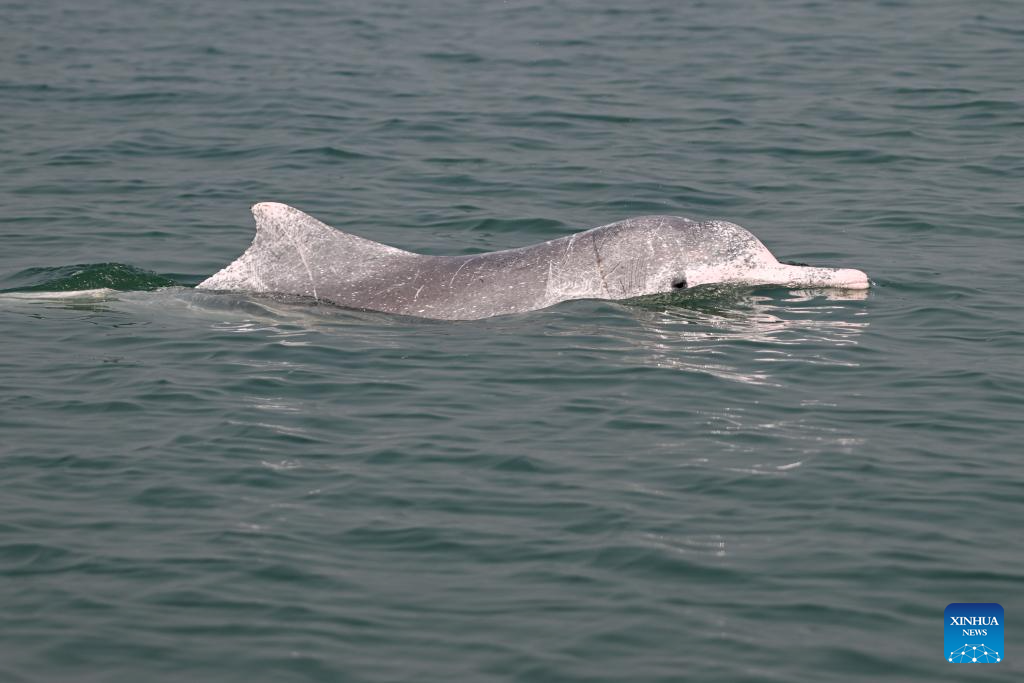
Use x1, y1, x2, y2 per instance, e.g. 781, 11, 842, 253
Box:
0, 263, 181, 295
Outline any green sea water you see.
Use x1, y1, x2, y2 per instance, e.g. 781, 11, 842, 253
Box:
2, 1, 1022, 680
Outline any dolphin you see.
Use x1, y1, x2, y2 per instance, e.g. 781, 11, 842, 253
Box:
197, 202, 869, 320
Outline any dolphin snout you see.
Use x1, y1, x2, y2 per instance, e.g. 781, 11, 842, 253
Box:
774, 264, 870, 290
823, 268, 870, 290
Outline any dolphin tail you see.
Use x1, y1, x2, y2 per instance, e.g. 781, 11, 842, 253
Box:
196, 202, 415, 300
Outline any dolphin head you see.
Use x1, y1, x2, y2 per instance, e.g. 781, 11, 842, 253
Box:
658, 218, 869, 291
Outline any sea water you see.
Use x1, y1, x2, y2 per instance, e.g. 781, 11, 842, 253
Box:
1, 1, 1021, 680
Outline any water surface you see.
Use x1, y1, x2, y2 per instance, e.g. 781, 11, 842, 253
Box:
2, 1, 1022, 680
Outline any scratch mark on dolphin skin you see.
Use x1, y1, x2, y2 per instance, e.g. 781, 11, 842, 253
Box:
413, 285, 425, 301
247, 257, 266, 291
449, 258, 473, 288
375, 282, 406, 297
562, 233, 577, 265
603, 261, 628, 298
285, 228, 319, 301
590, 233, 612, 297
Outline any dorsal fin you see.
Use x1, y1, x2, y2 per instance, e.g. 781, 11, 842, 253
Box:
251, 202, 412, 259
197, 202, 416, 299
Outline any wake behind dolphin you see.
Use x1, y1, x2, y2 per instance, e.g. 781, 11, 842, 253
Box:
197, 203, 868, 320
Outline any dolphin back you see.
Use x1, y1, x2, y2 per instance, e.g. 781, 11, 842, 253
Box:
197, 202, 417, 300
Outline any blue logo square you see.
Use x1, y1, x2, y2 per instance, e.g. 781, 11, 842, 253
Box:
945, 603, 1003, 663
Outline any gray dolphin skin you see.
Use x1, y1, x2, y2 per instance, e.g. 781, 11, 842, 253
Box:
197, 203, 869, 320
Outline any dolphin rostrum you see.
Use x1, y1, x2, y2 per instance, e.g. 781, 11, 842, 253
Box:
197, 203, 869, 320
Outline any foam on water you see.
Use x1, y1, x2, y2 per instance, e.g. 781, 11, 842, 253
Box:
0, 288, 118, 300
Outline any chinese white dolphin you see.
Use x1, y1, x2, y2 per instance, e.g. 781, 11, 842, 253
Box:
197, 202, 869, 320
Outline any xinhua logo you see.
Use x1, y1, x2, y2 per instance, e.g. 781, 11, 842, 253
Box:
945, 603, 1003, 663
